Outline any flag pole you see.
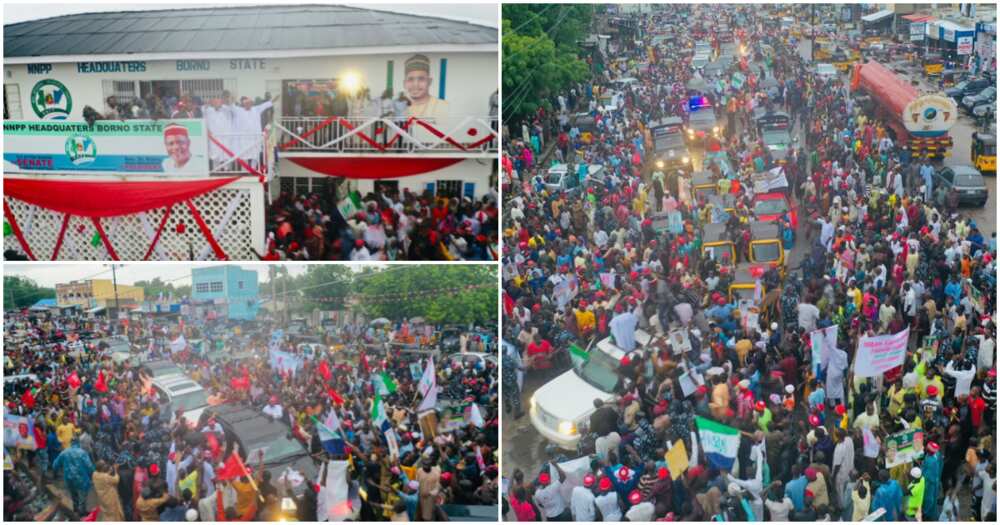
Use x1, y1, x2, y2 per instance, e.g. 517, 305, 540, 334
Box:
237, 451, 266, 503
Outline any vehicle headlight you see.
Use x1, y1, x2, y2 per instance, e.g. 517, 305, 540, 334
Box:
687, 129, 695, 137
713, 126, 720, 134
656, 160, 665, 169
558, 420, 578, 436
530, 395, 537, 411
682, 156, 690, 164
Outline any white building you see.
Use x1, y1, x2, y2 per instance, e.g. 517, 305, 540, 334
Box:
3, 5, 498, 260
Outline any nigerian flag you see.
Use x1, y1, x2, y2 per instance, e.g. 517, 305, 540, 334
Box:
695, 416, 741, 470
371, 392, 391, 432
569, 344, 590, 367
337, 191, 363, 220
374, 372, 398, 396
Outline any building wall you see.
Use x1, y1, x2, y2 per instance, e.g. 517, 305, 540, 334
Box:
56, 279, 143, 307
5, 52, 497, 123
90, 279, 144, 303
274, 157, 497, 200
191, 266, 228, 301
55, 281, 93, 307
191, 265, 258, 319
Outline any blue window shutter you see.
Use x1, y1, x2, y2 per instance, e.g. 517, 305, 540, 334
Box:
463, 182, 475, 200
438, 58, 447, 100
426, 182, 435, 195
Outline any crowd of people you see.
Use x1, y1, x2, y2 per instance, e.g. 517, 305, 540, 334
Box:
4, 310, 499, 521
261, 186, 499, 261
502, 4, 995, 522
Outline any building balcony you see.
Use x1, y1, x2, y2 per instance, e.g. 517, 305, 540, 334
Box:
273, 116, 498, 158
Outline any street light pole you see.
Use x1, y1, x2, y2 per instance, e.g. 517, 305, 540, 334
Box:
811, 3, 816, 63
110, 263, 121, 316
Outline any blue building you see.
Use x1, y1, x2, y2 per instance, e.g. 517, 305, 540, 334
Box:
190, 266, 259, 320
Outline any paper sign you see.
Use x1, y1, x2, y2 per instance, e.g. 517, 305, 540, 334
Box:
665, 439, 689, 479
669, 328, 692, 354
679, 371, 698, 398
854, 328, 909, 377
885, 429, 924, 468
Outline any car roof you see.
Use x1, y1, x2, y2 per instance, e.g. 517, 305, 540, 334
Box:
692, 171, 715, 186
733, 265, 758, 283
750, 221, 780, 239
945, 165, 982, 175
702, 223, 729, 243
214, 404, 297, 449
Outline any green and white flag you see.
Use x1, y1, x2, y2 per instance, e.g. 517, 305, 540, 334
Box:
374, 371, 398, 395
694, 416, 740, 470
336, 191, 363, 220
371, 392, 390, 432
569, 344, 590, 367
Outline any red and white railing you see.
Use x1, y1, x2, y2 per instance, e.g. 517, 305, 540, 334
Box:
273, 116, 498, 156
207, 125, 275, 182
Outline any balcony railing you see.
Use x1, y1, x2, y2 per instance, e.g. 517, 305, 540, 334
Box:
207, 126, 274, 182
273, 116, 498, 156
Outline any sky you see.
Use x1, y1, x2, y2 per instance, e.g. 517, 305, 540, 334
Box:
3, 1, 498, 27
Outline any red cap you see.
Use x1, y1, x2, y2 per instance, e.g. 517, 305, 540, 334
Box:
658, 467, 669, 480
620, 355, 631, 367
755, 400, 766, 412
835, 404, 846, 415
355, 239, 365, 248
599, 476, 613, 491
927, 442, 939, 453
630, 271, 639, 281
583, 473, 596, 487
149, 463, 160, 476
816, 403, 825, 412
804, 467, 817, 481
664, 512, 676, 521
441, 471, 453, 483
696, 385, 708, 395
805, 489, 815, 498
990, 368, 997, 378
927, 385, 939, 396
628, 489, 642, 505
617, 466, 631, 480
538, 472, 551, 485
808, 414, 820, 427
163, 124, 190, 139
578, 300, 588, 309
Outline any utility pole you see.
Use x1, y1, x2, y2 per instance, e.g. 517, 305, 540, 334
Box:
109, 263, 121, 321
810, 3, 816, 63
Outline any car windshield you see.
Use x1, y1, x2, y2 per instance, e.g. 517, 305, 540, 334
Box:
171, 389, 208, 414
754, 198, 788, 215
690, 110, 715, 124
546, 172, 564, 184
705, 244, 735, 262
575, 348, 620, 393
752, 242, 782, 262
732, 286, 756, 302
763, 130, 790, 146
258, 435, 306, 464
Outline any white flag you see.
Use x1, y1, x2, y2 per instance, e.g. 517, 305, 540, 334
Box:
417, 357, 437, 412
169, 334, 187, 354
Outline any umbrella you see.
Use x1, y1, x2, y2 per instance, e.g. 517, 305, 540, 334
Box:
370, 318, 391, 326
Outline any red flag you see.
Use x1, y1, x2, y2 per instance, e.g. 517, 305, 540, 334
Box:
326, 387, 344, 406
66, 371, 82, 389
95, 371, 108, 393
360, 352, 370, 373
216, 451, 251, 481
230, 375, 250, 390
21, 389, 35, 409
318, 361, 332, 382
206, 432, 222, 459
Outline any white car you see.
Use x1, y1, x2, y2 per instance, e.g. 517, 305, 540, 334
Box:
152, 376, 210, 428
816, 63, 838, 79
543, 163, 606, 195
446, 352, 498, 370
529, 330, 653, 449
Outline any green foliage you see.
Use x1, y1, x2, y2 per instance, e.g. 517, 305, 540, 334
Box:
502, 4, 594, 123
295, 265, 353, 311
133, 277, 190, 300
353, 266, 497, 326
4, 276, 55, 310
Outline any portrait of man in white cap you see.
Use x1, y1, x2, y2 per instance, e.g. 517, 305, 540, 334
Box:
161, 123, 197, 173
403, 53, 449, 122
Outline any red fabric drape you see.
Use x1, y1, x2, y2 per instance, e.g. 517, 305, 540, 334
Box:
287, 157, 463, 179
3, 177, 239, 218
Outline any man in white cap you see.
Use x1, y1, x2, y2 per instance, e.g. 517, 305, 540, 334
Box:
904, 467, 925, 520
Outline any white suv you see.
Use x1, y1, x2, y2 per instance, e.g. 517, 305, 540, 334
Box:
152, 376, 210, 429
529, 330, 652, 449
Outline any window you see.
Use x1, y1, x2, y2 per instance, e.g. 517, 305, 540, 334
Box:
209, 282, 224, 293
237, 281, 245, 290
195, 282, 210, 293
436, 180, 463, 199
4, 84, 22, 119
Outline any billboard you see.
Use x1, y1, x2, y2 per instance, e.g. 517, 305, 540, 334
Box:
3, 119, 209, 175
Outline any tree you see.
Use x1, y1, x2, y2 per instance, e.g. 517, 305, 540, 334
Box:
354, 266, 497, 326
502, 4, 593, 124
296, 265, 353, 313
4, 276, 55, 310
134, 278, 189, 301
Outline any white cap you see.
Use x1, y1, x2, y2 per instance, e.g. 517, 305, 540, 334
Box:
185, 509, 199, 521
727, 482, 743, 496
770, 322, 778, 331
785, 384, 795, 394
910, 467, 921, 478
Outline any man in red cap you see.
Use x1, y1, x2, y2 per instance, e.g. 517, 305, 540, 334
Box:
570, 472, 597, 520
921, 440, 943, 519
594, 476, 622, 521
533, 461, 569, 520
161, 123, 196, 173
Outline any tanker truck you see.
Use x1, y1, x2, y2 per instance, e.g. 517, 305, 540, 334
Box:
850, 60, 957, 159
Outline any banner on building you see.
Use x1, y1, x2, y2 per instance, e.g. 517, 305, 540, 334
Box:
3, 119, 209, 175
910, 23, 926, 42
957, 36, 974, 55
854, 328, 910, 377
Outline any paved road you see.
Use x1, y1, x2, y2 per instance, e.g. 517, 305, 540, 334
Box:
503, 37, 995, 515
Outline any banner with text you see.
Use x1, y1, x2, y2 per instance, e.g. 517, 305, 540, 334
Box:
854, 327, 910, 377
4, 119, 209, 175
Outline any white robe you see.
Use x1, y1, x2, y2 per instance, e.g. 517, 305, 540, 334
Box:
204, 105, 235, 163
231, 100, 273, 161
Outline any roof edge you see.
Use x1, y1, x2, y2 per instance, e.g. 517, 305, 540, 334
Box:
4, 43, 498, 64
